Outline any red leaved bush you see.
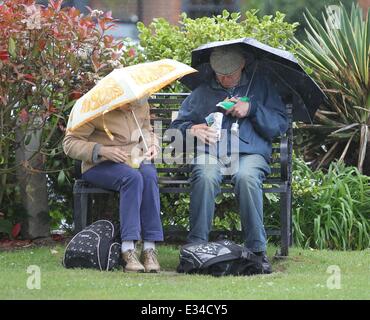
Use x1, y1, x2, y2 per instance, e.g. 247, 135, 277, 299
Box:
0, 0, 124, 111
0, 0, 129, 212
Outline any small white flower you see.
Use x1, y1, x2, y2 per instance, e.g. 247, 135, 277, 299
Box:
91, 9, 104, 18
110, 60, 122, 68
21, 5, 42, 30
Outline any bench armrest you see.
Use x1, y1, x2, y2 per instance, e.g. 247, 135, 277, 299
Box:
74, 160, 82, 179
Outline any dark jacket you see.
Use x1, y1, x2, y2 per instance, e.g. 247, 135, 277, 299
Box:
170, 64, 288, 162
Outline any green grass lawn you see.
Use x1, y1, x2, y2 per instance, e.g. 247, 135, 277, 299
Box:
0, 244, 369, 300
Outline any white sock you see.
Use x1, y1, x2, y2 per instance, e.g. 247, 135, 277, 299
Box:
121, 241, 135, 253
143, 241, 155, 251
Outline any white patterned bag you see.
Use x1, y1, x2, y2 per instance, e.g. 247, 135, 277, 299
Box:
63, 220, 122, 271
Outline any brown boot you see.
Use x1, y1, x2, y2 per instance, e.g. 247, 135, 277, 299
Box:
121, 250, 145, 273
141, 249, 161, 273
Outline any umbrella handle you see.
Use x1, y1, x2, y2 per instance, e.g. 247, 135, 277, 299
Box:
244, 62, 258, 97
103, 111, 115, 141
131, 109, 149, 152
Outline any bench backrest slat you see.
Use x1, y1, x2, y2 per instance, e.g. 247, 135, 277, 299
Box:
73, 93, 292, 183
147, 93, 292, 181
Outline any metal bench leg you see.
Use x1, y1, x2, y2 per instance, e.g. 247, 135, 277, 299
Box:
80, 193, 89, 230
73, 192, 89, 233
73, 192, 82, 233
280, 187, 292, 256
288, 189, 293, 247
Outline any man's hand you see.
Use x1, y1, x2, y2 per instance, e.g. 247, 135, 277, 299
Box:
99, 146, 129, 163
225, 97, 250, 118
190, 123, 218, 145
144, 145, 159, 161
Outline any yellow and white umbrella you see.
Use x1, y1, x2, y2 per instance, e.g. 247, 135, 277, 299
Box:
66, 59, 197, 137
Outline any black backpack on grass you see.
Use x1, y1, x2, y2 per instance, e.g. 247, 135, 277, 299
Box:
177, 239, 263, 276
63, 220, 122, 271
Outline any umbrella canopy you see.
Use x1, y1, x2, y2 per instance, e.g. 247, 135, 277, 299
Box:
180, 37, 326, 123
67, 59, 197, 132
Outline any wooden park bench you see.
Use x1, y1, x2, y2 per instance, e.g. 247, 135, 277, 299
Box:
72, 93, 293, 256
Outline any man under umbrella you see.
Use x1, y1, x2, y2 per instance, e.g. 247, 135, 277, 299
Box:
171, 46, 289, 273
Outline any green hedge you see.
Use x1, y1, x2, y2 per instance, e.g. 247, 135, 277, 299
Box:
125, 9, 299, 93
290, 158, 370, 250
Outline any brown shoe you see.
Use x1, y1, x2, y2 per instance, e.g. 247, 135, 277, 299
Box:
141, 249, 160, 273
121, 250, 145, 273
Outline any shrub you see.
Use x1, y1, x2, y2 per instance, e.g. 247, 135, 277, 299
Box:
132, 10, 299, 91
0, 0, 129, 231
293, 3, 370, 173
291, 158, 370, 250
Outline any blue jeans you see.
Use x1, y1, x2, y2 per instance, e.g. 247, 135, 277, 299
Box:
82, 161, 163, 242
188, 153, 270, 252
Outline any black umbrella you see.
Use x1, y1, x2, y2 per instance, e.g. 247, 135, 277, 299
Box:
180, 37, 327, 123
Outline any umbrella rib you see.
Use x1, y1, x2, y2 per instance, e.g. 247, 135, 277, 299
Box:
131, 109, 149, 152
262, 58, 324, 94
263, 58, 326, 92
263, 64, 314, 124
261, 58, 304, 75
245, 62, 258, 96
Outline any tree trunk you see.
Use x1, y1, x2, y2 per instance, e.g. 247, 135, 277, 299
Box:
15, 117, 50, 239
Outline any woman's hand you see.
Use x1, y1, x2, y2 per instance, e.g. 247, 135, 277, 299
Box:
99, 146, 128, 163
144, 145, 160, 161
190, 123, 218, 145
